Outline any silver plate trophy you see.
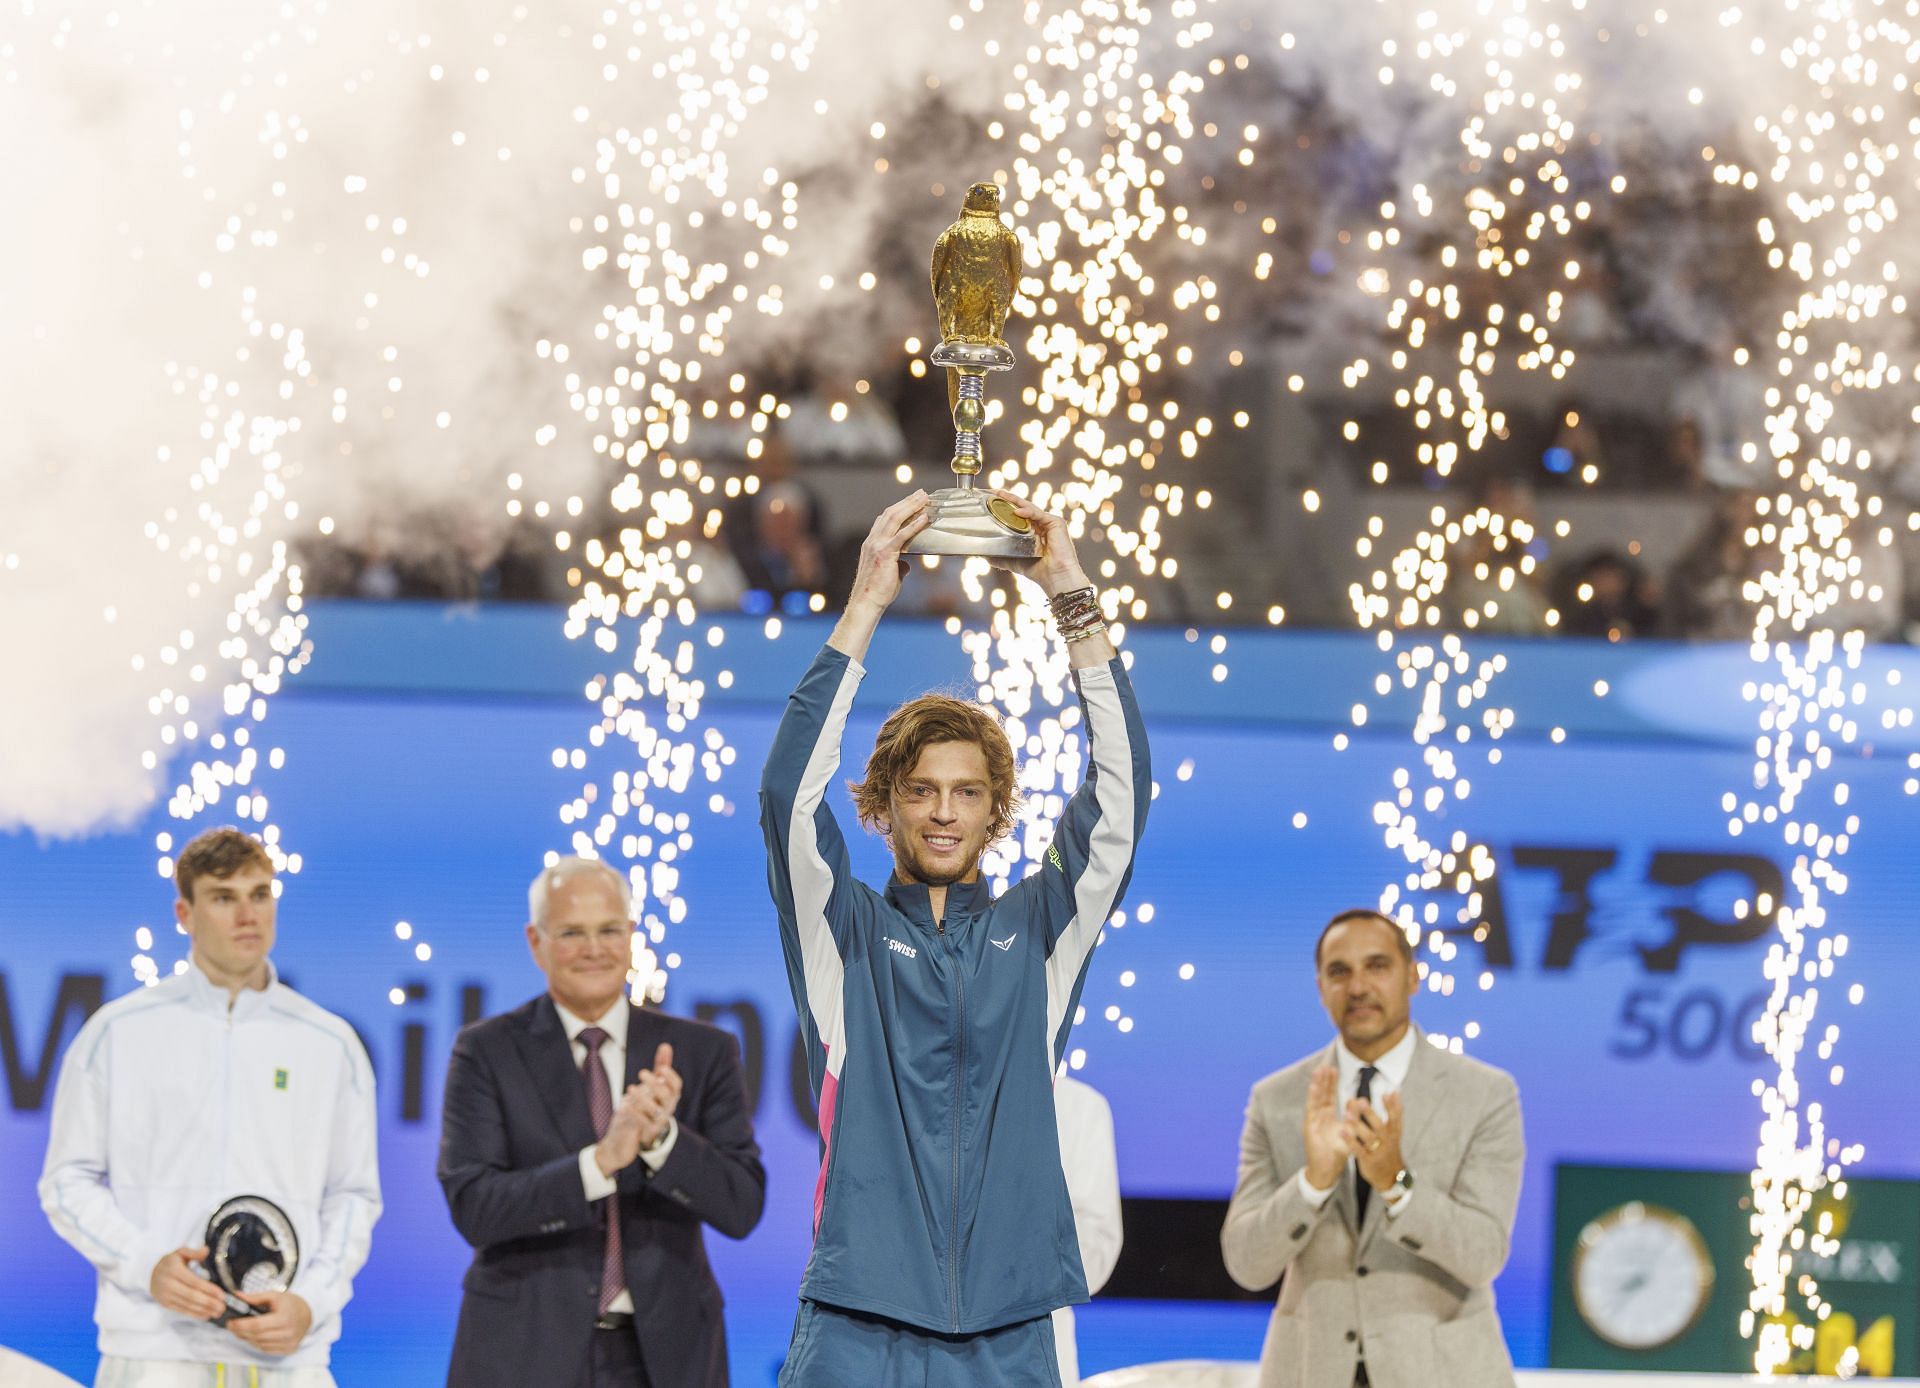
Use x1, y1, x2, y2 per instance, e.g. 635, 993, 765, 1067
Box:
904, 182, 1040, 560
200, 1194, 300, 1325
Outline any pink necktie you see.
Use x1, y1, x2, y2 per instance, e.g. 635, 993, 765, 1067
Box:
578, 1027, 626, 1315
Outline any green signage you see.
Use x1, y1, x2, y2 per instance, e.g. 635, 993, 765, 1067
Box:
1551, 1163, 1917, 1377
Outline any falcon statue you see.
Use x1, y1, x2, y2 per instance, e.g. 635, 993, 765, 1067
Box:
929, 182, 1022, 408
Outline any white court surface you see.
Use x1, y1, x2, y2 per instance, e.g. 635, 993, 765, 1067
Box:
1083, 1364, 1920, 1387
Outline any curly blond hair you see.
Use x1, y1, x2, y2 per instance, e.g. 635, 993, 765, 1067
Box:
849, 694, 1020, 845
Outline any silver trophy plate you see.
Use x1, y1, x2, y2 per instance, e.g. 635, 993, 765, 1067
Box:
907, 488, 1041, 558
202, 1194, 300, 1324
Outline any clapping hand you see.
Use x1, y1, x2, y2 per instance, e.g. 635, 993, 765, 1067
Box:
1301, 1065, 1357, 1192
633, 1043, 682, 1149
1345, 1090, 1406, 1194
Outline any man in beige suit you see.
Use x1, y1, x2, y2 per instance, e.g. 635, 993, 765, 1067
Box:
1221, 909, 1523, 1388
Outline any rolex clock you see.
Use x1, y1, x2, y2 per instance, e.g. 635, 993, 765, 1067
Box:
1571, 1201, 1715, 1350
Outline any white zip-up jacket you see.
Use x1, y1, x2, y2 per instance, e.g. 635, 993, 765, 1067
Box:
38, 960, 381, 1367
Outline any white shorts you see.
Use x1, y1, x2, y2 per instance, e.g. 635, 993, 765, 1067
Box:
95, 1360, 336, 1388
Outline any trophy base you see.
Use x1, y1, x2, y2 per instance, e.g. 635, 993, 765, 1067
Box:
903, 487, 1038, 559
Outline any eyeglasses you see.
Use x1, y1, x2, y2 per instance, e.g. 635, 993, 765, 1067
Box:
546, 924, 633, 949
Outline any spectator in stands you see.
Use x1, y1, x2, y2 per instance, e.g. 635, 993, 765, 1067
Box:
1446, 475, 1552, 635
737, 481, 830, 604
1554, 550, 1661, 641
1664, 489, 1763, 639
473, 523, 557, 603
684, 539, 751, 611
727, 427, 833, 610
1825, 526, 1907, 644
354, 529, 404, 601
1542, 401, 1605, 485
1667, 415, 1708, 492
1670, 337, 1768, 489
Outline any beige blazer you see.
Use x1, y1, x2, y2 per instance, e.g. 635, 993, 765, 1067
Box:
1221, 1028, 1523, 1388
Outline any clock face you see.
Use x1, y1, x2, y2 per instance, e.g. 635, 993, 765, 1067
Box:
1572, 1202, 1715, 1350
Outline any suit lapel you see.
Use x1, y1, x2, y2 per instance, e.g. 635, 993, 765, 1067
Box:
1395, 1027, 1446, 1156
515, 996, 597, 1151
624, 1003, 657, 1093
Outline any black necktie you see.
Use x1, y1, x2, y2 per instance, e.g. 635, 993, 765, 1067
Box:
1354, 1065, 1379, 1225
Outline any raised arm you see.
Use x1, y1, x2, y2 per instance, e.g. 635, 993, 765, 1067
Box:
986, 493, 1147, 1065
1034, 653, 1148, 1063
759, 637, 868, 1141
825, 490, 931, 664
764, 495, 930, 1118
989, 490, 1116, 669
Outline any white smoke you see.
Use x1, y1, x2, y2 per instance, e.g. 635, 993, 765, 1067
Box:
0, 0, 1838, 837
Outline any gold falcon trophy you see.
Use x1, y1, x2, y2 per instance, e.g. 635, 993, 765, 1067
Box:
904, 182, 1038, 558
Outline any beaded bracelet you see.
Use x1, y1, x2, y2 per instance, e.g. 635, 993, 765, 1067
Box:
1048, 584, 1098, 624
1048, 584, 1108, 642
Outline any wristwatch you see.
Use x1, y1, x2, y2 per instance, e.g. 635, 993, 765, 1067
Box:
641, 1120, 673, 1153
1384, 1167, 1415, 1204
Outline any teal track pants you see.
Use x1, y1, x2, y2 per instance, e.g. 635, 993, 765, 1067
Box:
777, 1300, 1062, 1388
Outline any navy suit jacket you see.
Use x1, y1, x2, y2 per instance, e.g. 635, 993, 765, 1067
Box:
438, 996, 766, 1387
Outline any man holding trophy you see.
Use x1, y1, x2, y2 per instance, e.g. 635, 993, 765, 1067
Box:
40, 827, 381, 1387
759, 184, 1151, 1385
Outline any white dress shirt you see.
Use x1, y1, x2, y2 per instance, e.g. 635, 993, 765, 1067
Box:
1297, 1024, 1419, 1219
555, 998, 678, 1316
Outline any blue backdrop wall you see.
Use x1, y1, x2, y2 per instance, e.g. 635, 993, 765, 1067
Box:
3, 605, 1917, 1383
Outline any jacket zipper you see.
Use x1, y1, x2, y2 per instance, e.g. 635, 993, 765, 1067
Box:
222, 1006, 235, 1193
940, 913, 966, 1333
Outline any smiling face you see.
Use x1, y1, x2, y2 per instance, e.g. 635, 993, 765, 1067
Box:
176, 866, 277, 991
526, 869, 634, 1021
884, 739, 995, 888
1315, 912, 1419, 1060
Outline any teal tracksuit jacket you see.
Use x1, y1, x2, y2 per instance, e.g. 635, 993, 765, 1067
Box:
760, 643, 1149, 1334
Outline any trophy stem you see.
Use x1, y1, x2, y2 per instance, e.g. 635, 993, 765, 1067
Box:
950, 367, 987, 481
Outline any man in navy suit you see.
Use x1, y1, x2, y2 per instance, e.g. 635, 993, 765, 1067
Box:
438, 857, 766, 1387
